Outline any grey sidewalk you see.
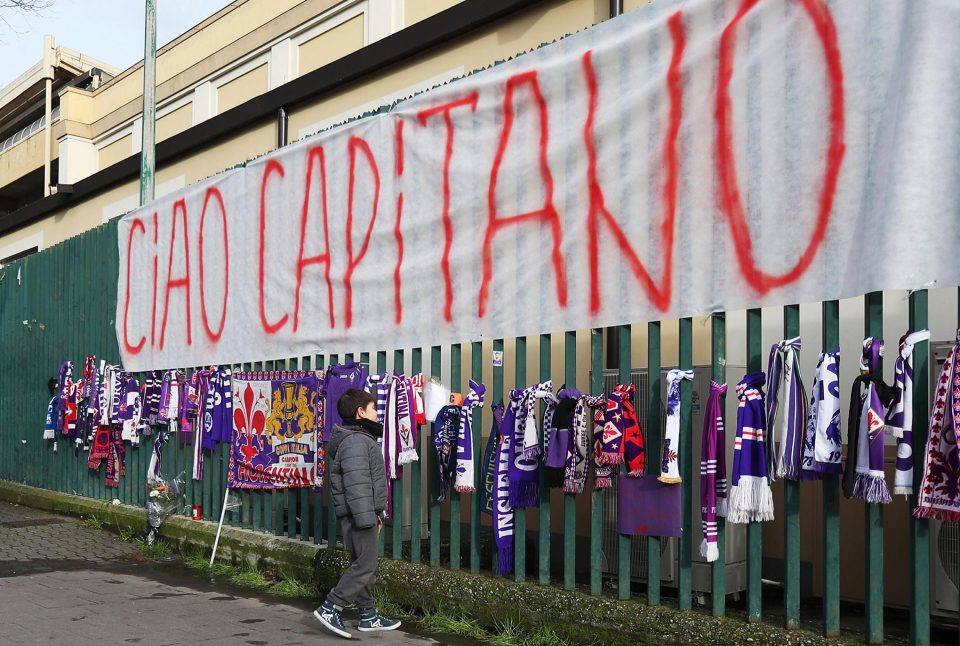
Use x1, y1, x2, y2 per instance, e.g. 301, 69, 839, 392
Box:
0, 500, 452, 645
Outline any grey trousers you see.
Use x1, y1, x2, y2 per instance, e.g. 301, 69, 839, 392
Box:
326, 516, 379, 609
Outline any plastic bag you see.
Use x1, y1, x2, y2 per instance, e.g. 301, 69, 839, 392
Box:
144, 471, 184, 544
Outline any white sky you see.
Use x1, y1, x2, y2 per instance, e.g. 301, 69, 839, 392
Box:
0, 0, 233, 88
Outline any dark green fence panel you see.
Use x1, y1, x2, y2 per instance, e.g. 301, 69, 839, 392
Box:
746, 308, 762, 622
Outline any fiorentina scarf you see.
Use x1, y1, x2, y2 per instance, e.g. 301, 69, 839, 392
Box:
914, 329, 960, 522
728, 372, 774, 524
597, 385, 626, 467
57, 361, 78, 439
800, 349, 843, 479
844, 338, 894, 504
433, 404, 460, 501
660, 370, 694, 484
502, 388, 540, 508
410, 373, 427, 427
367, 373, 391, 428
563, 395, 592, 494
159, 370, 181, 421
520, 381, 553, 459
393, 375, 419, 466
700, 381, 728, 561
493, 404, 515, 575
887, 330, 929, 497
545, 388, 580, 488
592, 396, 613, 489
141, 370, 163, 426
480, 403, 503, 514
455, 380, 485, 493
766, 338, 808, 481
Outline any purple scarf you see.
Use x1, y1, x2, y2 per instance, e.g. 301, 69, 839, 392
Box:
498, 388, 540, 522
700, 381, 728, 562
480, 403, 503, 514
158, 370, 181, 422
728, 372, 774, 524
433, 404, 460, 502
141, 370, 163, 427
201, 367, 233, 451
888, 330, 929, 497
493, 404, 515, 574
455, 380, 485, 493
844, 338, 894, 504
766, 338, 807, 481
591, 396, 614, 489
914, 329, 960, 522
324, 362, 368, 442
800, 349, 843, 479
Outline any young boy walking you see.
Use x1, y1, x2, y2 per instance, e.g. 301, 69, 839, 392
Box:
314, 389, 400, 639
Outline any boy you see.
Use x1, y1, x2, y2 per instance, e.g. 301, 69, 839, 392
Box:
314, 388, 400, 639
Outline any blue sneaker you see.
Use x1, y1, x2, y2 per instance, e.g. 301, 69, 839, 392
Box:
314, 600, 352, 639
358, 607, 401, 632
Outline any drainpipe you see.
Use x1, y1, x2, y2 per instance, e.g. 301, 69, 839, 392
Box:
610, 0, 623, 19
42, 35, 54, 197
140, 0, 157, 206
277, 107, 288, 148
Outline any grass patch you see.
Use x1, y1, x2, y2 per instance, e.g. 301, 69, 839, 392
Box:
419, 610, 489, 639
118, 526, 139, 543
373, 588, 413, 621
79, 515, 105, 530
134, 538, 172, 558
271, 574, 315, 598
229, 565, 271, 591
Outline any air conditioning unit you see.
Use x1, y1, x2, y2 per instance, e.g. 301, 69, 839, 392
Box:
931, 520, 959, 619
596, 366, 747, 597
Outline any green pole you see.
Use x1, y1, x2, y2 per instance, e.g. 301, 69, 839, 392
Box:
908, 290, 929, 646
140, 0, 156, 206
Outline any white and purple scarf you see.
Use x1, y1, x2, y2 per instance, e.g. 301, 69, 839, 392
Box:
480, 403, 504, 514
800, 348, 843, 479
843, 338, 895, 504
660, 370, 693, 484
914, 329, 960, 523
493, 405, 515, 575
700, 381, 728, 561
728, 372, 774, 524
766, 338, 807, 481
433, 404, 460, 501
506, 382, 552, 507
385, 374, 418, 480
563, 395, 595, 494
455, 380, 485, 493
887, 330, 929, 497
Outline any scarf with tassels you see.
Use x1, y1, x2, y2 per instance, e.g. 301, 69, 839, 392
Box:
480, 403, 503, 514
843, 338, 895, 504
433, 404, 460, 501
700, 381, 728, 561
767, 338, 807, 481
887, 330, 929, 497
800, 349, 842, 479
506, 383, 551, 508
597, 385, 626, 467
660, 370, 693, 483
386, 374, 418, 478
564, 395, 594, 494
545, 388, 579, 488
455, 380, 485, 493
914, 329, 960, 522
592, 396, 614, 489
728, 372, 774, 524
493, 402, 515, 574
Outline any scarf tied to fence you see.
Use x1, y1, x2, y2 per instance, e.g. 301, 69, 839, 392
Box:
700, 381, 728, 561
914, 329, 960, 522
766, 338, 807, 481
843, 338, 895, 504
545, 388, 579, 488
455, 380, 485, 493
887, 330, 929, 497
433, 404, 461, 501
728, 372, 774, 524
564, 395, 595, 494
660, 370, 694, 483
592, 395, 614, 489
480, 403, 504, 514
506, 382, 552, 508
493, 401, 515, 574
800, 348, 842, 479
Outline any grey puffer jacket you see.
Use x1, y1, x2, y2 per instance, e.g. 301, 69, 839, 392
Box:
327, 423, 387, 529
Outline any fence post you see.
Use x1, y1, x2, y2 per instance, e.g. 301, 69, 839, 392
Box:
411, 348, 423, 564
430, 346, 442, 565
618, 323, 632, 600
821, 301, 840, 635
539, 333, 552, 584
470, 341, 483, 573
450, 344, 461, 570
514, 336, 526, 583
908, 290, 930, 646
711, 313, 727, 617
864, 291, 884, 643
589, 329, 603, 595
746, 308, 763, 622
573, 331, 585, 591
647, 322, 662, 605
678, 317, 694, 609
492, 338, 504, 575
783, 305, 801, 629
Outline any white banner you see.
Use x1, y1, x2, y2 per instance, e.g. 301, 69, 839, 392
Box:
117, 0, 960, 371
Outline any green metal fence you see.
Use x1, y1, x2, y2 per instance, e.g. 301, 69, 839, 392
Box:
0, 220, 952, 645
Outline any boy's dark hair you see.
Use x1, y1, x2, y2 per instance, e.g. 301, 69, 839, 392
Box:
337, 388, 375, 421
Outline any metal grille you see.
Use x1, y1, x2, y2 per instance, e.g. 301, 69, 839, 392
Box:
595, 368, 671, 581
938, 521, 959, 590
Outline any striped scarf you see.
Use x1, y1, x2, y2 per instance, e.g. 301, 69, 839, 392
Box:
914, 329, 960, 522
455, 380, 485, 493
591, 396, 613, 489
433, 404, 460, 501
887, 330, 929, 497
493, 404, 515, 575
506, 384, 548, 508
800, 349, 843, 479
480, 403, 503, 514
660, 369, 693, 484
700, 381, 728, 561
564, 396, 595, 494
766, 338, 807, 481
844, 338, 894, 504
728, 372, 774, 524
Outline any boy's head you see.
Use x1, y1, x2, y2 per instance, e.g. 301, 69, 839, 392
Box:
337, 389, 378, 423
